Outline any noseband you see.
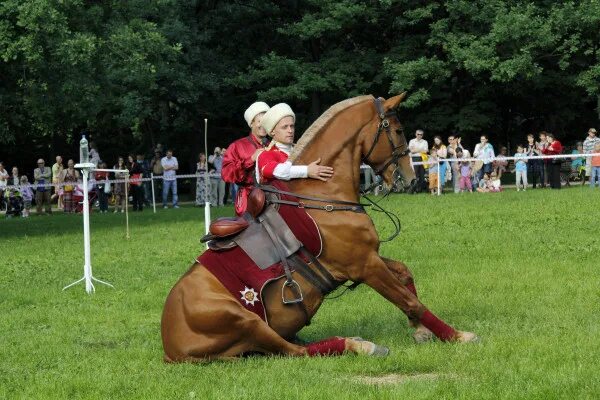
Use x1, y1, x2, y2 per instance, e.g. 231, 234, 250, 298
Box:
361, 98, 410, 176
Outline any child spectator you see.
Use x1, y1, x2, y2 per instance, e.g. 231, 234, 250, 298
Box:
428, 148, 439, 195
459, 160, 472, 193
571, 143, 585, 173
95, 162, 109, 213
493, 146, 509, 179
477, 173, 492, 193
4, 185, 23, 218
490, 171, 502, 192
590, 142, 600, 188
20, 175, 33, 217
514, 145, 528, 191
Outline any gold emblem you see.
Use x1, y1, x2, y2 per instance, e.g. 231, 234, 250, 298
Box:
239, 287, 259, 306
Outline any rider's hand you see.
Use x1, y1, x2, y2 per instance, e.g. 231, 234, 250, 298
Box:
251, 149, 264, 162
307, 158, 334, 181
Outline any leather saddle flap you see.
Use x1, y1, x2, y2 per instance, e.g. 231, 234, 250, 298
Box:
247, 188, 266, 219
209, 217, 249, 238
235, 206, 303, 270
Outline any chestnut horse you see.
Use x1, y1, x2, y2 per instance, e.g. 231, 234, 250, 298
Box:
161, 94, 477, 362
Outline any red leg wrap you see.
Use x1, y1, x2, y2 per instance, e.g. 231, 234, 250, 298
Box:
305, 337, 346, 356
419, 310, 457, 341
405, 282, 417, 297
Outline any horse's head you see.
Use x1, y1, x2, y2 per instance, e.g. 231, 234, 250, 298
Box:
359, 94, 416, 192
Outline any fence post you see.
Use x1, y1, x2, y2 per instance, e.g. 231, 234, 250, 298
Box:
437, 159, 441, 196
125, 173, 130, 239
150, 173, 156, 213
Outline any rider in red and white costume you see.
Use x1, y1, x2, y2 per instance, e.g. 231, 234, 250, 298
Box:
222, 102, 270, 215
256, 103, 334, 184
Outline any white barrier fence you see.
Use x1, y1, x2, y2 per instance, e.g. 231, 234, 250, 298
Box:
1, 172, 223, 215
3, 152, 599, 202
2, 172, 222, 191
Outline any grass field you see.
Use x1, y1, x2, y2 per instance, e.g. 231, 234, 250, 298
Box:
1, 188, 599, 399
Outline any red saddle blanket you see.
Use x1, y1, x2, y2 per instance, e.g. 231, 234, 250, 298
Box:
197, 180, 322, 323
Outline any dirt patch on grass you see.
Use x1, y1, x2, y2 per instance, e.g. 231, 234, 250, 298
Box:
355, 373, 457, 385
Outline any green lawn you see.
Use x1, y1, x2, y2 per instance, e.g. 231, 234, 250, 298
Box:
1, 188, 599, 399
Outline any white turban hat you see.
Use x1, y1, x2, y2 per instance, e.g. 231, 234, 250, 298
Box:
260, 103, 295, 135
244, 102, 270, 127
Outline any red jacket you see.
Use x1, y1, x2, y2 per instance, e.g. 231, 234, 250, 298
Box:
221, 133, 264, 215
542, 140, 563, 155
257, 145, 289, 183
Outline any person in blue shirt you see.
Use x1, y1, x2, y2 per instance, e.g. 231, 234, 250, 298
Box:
570, 142, 586, 183
514, 145, 528, 191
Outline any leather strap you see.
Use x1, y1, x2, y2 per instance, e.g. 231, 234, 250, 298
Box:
289, 256, 331, 295
267, 198, 366, 213
258, 185, 368, 208
298, 247, 338, 293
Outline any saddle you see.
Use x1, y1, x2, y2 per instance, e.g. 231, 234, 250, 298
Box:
204, 188, 266, 240
201, 187, 302, 270
200, 187, 338, 306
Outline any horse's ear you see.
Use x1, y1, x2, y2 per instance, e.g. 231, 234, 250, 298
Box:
383, 93, 407, 110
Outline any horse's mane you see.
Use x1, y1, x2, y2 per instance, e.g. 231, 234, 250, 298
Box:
289, 95, 374, 162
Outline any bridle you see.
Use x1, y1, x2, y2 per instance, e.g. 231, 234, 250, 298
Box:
358, 97, 413, 243
361, 97, 410, 176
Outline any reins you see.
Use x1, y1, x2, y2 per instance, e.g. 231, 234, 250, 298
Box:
257, 185, 368, 213
360, 194, 402, 243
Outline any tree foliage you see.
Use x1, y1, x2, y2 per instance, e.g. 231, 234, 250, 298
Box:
1, 0, 600, 169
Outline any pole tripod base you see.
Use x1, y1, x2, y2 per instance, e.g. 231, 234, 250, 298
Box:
63, 275, 115, 294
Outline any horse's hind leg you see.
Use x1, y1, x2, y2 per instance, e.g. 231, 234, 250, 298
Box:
229, 307, 389, 357
381, 257, 434, 343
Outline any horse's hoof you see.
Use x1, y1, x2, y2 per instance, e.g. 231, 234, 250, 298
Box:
370, 344, 390, 357
412, 327, 434, 344
347, 338, 390, 357
454, 331, 480, 343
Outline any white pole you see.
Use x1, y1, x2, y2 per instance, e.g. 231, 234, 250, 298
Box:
125, 173, 130, 239
204, 118, 211, 248
64, 162, 114, 294
150, 172, 156, 213
82, 168, 93, 293
437, 159, 441, 196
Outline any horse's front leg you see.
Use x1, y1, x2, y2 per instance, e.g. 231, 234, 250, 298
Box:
360, 255, 478, 343
381, 257, 434, 343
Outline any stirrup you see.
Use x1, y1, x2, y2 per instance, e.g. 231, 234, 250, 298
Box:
282, 280, 303, 304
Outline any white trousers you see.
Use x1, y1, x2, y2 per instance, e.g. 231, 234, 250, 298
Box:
516, 170, 528, 189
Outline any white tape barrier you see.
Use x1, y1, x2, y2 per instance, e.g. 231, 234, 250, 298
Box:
409, 152, 600, 166
2, 172, 222, 192
3, 152, 598, 193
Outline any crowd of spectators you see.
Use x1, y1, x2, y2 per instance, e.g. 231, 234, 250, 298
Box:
400, 128, 599, 195
2, 128, 600, 218
0, 141, 239, 218
194, 147, 238, 208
